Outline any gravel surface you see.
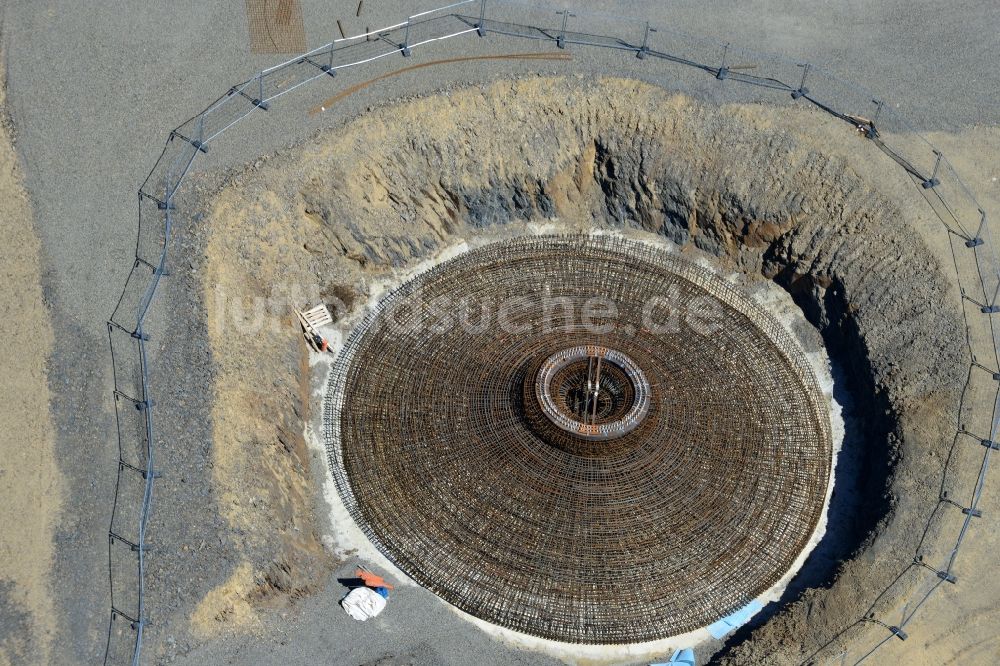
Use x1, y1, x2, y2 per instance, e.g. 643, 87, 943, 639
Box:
0, 0, 997, 664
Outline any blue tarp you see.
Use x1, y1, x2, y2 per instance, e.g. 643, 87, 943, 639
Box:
706, 599, 764, 640
651, 647, 696, 665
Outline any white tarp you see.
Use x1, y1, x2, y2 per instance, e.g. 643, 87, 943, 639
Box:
341, 586, 387, 621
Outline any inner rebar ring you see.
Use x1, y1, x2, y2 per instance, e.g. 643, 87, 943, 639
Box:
535, 345, 650, 440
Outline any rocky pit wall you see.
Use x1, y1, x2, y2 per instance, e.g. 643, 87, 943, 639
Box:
184, 77, 966, 663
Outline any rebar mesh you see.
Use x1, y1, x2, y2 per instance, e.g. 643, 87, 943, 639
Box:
325, 234, 832, 643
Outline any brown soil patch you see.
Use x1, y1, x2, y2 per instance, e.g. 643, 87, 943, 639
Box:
0, 54, 63, 666
192, 188, 334, 637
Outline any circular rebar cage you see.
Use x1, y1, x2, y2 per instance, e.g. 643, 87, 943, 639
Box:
324, 234, 832, 644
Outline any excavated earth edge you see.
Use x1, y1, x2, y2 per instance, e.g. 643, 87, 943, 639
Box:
187, 77, 966, 664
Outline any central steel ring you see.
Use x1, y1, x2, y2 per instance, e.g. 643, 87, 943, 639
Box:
535, 345, 651, 440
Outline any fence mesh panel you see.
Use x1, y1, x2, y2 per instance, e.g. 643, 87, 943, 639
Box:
109, 533, 141, 618
560, 9, 648, 53
482, 1, 567, 43
113, 391, 149, 471
647, 27, 726, 80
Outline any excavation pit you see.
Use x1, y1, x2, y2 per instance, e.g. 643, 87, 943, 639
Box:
201, 76, 967, 661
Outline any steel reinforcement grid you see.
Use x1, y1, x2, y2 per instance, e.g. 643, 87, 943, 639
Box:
103, 1, 1000, 663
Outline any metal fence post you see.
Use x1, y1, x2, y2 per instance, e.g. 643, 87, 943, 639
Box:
557, 11, 570, 49
966, 210, 986, 248
867, 99, 884, 139
637, 22, 655, 59
252, 72, 269, 110
321, 42, 337, 77
982, 286, 1000, 313
716, 43, 730, 80
164, 169, 174, 217
922, 150, 942, 189
792, 63, 811, 99
477, 0, 487, 37
402, 17, 412, 56
889, 626, 908, 641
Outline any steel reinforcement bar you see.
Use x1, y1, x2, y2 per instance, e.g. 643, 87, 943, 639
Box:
103, 1, 998, 664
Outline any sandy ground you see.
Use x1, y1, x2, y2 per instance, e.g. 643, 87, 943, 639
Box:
0, 54, 63, 666
188, 191, 334, 639
854, 128, 1000, 665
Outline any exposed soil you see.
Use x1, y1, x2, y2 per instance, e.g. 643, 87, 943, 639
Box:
177, 76, 991, 663
187, 225, 334, 637
0, 55, 63, 666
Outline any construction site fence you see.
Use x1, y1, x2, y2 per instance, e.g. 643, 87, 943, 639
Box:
103, 1, 999, 664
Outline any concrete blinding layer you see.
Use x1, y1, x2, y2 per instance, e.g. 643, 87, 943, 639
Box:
324, 234, 832, 644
